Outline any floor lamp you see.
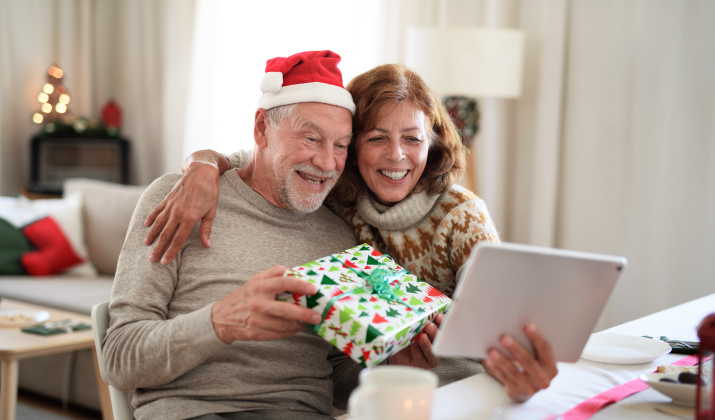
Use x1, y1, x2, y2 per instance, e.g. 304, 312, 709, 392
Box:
405, 27, 524, 195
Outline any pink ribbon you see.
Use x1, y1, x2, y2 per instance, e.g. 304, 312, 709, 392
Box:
559, 354, 713, 420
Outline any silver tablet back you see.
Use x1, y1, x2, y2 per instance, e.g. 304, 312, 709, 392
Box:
432, 242, 626, 362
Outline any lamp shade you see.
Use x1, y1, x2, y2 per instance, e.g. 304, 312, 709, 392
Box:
405, 27, 524, 98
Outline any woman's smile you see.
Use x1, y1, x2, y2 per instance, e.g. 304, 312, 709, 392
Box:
379, 169, 409, 181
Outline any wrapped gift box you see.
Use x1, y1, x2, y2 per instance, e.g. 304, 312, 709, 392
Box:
278, 244, 452, 367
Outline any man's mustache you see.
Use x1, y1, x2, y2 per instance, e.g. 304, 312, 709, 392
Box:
292, 163, 339, 180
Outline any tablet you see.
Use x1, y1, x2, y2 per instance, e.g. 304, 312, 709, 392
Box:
432, 242, 626, 362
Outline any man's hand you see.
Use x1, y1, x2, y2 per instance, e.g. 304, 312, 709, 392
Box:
387, 313, 443, 369
211, 265, 323, 344
144, 162, 221, 265
482, 323, 558, 402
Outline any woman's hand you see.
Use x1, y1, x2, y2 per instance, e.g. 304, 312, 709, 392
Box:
482, 323, 558, 402
386, 313, 444, 369
144, 156, 226, 264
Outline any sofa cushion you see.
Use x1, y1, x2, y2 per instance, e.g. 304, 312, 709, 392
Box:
0, 276, 114, 315
0, 193, 98, 277
64, 179, 146, 275
0, 217, 32, 274
21, 217, 85, 275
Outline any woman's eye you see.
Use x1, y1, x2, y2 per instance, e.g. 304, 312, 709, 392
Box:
408, 137, 422, 143
307, 137, 317, 142
368, 136, 383, 142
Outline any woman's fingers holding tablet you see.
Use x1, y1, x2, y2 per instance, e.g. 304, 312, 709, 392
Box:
525, 323, 558, 379
499, 331, 555, 393
484, 349, 535, 402
484, 325, 558, 402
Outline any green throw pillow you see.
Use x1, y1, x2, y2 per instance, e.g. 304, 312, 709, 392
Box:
0, 217, 31, 275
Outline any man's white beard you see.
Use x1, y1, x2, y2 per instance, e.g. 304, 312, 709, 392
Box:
277, 163, 338, 213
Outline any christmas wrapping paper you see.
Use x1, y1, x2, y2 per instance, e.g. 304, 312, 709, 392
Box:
277, 244, 452, 367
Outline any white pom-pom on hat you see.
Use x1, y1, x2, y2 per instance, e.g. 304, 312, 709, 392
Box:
260, 72, 283, 93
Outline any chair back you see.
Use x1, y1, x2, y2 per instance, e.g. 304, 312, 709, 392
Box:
92, 302, 133, 420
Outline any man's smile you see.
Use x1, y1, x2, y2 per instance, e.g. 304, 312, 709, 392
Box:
297, 171, 328, 185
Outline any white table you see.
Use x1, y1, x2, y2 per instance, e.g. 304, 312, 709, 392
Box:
433, 293, 715, 420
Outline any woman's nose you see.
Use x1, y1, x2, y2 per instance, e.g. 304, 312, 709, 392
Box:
386, 140, 404, 161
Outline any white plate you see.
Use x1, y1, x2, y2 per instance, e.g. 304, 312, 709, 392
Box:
580, 333, 671, 364
0, 309, 50, 328
640, 372, 711, 406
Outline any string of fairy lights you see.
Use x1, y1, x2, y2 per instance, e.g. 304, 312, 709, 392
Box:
32, 65, 71, 125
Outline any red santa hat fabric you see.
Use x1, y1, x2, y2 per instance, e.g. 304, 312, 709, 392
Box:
257, 50, 355, 114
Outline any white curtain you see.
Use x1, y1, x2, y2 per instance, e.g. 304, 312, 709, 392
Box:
382, 0, 715, 330
511, 0, 715, 329
183, 0, 382, 157
0, 0, 195, 195
553, 0, 715, 329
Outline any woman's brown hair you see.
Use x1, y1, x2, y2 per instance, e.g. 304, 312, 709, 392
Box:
333, 64, 466, 206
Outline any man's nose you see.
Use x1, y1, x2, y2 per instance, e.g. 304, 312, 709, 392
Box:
312, 144, 337, 173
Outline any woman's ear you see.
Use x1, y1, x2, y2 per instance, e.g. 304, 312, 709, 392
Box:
254, 109, 269, 148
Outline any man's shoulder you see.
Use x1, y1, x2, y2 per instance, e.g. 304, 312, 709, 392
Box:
146, 173, 182, 193
136, 173, 182, 209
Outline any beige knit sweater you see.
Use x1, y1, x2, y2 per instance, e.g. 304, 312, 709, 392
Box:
104, 171, 361, 419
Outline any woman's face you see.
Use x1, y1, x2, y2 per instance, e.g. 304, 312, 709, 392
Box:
354, 102, 430, 206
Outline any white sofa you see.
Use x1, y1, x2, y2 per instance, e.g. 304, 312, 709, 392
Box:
0, 179, 146, 410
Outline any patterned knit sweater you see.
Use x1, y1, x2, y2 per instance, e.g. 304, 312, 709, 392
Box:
327, 187, 500, 298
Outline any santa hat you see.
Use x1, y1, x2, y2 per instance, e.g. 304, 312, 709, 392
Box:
257, 50, 355, 114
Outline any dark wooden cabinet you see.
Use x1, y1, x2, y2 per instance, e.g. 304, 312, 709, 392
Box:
29, 135, 130, 195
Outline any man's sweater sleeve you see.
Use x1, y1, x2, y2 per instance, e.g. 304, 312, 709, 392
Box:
101, 174, 228, 392
225, 149, 252, 170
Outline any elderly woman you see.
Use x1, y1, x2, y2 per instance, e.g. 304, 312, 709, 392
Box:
144, 64, 556, 400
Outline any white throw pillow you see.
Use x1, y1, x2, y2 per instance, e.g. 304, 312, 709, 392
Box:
0, 193, 97, 277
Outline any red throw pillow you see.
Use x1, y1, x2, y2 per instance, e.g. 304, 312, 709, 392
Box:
21, 217, 84, 276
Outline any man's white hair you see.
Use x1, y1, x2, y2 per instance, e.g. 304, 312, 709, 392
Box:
266, 104, 298, 130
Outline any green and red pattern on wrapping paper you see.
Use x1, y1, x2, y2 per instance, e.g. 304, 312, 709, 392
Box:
278, 244, 452, 367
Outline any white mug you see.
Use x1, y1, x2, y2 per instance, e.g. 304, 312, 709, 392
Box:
348, 366, 438, 420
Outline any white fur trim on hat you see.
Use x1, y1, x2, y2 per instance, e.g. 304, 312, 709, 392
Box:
260, 72, 283, 94
257, 82, 356, 114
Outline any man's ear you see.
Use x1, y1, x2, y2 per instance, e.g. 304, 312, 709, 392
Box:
254, 109, 269, 148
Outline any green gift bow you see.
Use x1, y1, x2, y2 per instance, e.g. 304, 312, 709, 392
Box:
309, 255, 421, 335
